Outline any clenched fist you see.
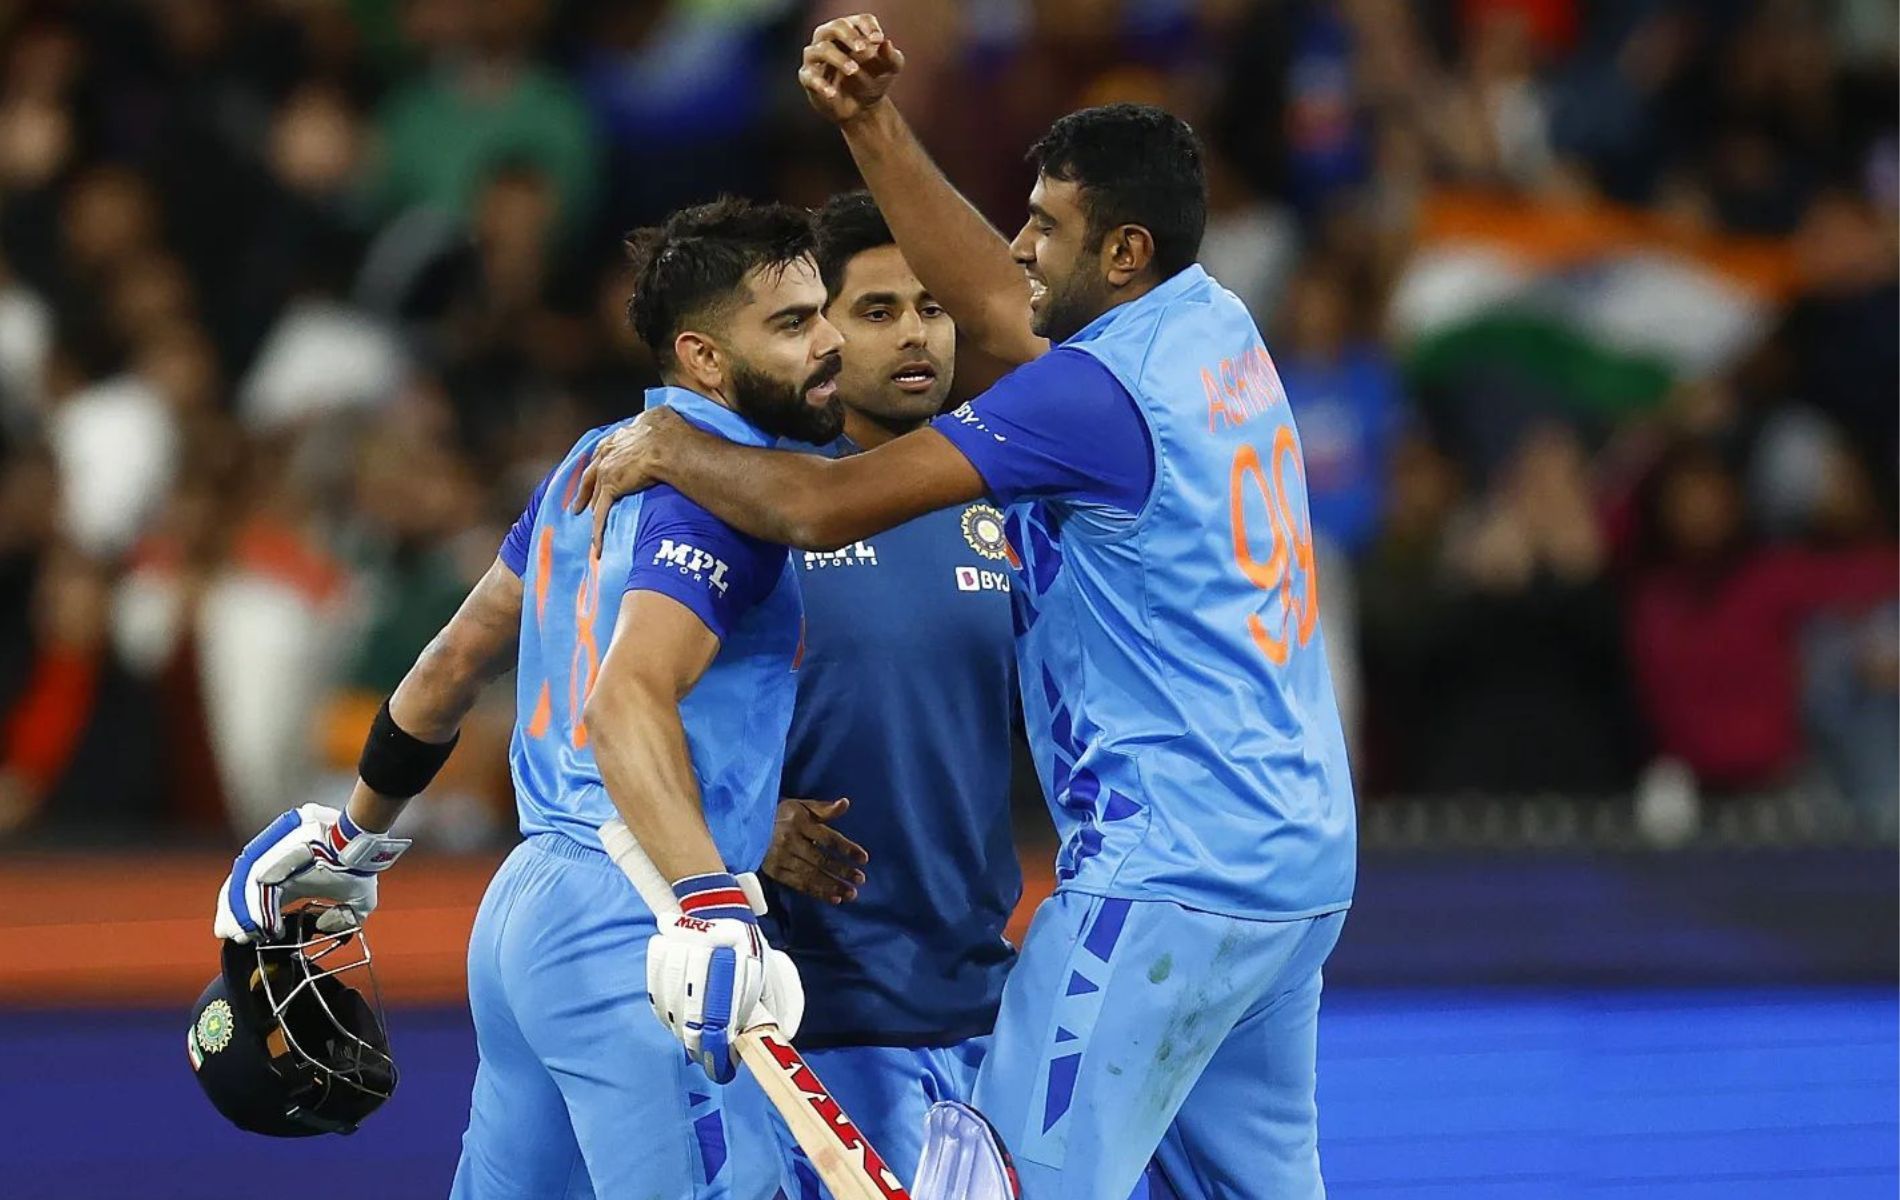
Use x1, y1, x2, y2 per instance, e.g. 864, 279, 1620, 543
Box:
798, 14, 905, 126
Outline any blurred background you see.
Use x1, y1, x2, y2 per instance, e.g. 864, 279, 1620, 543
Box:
0, 0, 1892, 1197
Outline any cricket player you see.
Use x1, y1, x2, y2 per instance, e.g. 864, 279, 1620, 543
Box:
214, 197, 845, 1198
571, 17, 1358, 1200
755, 190, 1019, 1199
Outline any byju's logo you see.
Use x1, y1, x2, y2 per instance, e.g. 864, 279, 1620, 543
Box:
654, 539, 732, 594
945, 403, 1007, 443
802, 542, 878, 570
955, 566, 1011, 593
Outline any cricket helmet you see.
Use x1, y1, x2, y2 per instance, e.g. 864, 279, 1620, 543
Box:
186, 903, 397, 1137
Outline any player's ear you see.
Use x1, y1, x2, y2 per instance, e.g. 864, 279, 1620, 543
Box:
1104, 224, 1155, 288
674, 331, 724, 393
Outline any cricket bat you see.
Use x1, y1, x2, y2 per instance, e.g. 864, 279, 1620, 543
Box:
599, 818, 911, 1200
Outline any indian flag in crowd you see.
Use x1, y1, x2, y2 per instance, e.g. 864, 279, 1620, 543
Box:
1390, 191, 1800, 421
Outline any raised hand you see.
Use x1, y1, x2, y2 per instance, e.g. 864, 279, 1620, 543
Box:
797, 14, 905, 126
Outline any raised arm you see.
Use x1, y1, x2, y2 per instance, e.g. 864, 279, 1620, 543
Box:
799, 15, 1048, 367
574, 406, 985, 552
215, 561, 522, 943
345, 560, 523, 832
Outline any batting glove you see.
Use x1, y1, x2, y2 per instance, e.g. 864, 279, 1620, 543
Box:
647, 872, 804, 1083
214, 803, 411, 943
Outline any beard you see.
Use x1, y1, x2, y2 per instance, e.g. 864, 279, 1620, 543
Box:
1030, 269, 1110, 344
729, 353, 845, 445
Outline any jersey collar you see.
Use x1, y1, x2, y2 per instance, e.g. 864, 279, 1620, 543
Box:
644, 385, 777, 448
774, 433, 859, 459
1061, 263, 1212, 348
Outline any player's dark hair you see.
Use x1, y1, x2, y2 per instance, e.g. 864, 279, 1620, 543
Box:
623, 197, 818, 366
813, 190, 895, 299
1027, 103, 1208, 279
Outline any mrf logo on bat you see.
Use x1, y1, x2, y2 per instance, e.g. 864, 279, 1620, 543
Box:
760, 1034, 909, 1198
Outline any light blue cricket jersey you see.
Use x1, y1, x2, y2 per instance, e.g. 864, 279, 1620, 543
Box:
940, 266, 1357, 920
505, 387, 803, 871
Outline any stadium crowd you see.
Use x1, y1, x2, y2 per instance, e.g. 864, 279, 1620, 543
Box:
0, 0, 1891, 848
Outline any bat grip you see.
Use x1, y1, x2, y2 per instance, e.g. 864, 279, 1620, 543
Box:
598, 817, 683, 920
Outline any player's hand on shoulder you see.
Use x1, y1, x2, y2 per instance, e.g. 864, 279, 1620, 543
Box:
213, 803, 411, 944
798, 14, 904, 125
647, 871, 805, 1082
763, 797, 868, 904
572, 405, 685, 551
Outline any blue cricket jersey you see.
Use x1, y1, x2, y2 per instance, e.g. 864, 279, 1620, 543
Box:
500, 387, 803, 875
932, 265, 1358, 921
759, 437, 1019, 1048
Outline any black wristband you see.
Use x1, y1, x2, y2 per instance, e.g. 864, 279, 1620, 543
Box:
357, 700, 458, 799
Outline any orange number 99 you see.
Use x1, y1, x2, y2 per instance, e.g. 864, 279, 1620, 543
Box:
1228, 427, 1318, 665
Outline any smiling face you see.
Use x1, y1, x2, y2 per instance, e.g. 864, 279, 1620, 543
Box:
1010, 174, 1113, 343
825, 244, 956, 433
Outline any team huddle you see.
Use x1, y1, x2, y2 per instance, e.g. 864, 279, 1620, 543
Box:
196, 14, 1356, 1200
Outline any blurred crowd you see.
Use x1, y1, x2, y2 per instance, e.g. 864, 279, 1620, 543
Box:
0, 0, 1890, 850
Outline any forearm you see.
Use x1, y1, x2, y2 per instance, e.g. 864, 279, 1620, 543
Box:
841, 103, 1044, 365
389, 628, 511, 742
655, 429, 867, 551
348, 565, 521, 833
344, 634, 508, 833
585, 683, 726, 881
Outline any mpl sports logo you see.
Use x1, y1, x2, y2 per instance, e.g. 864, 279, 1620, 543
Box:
802, 541, 878, 570
653, 539, 731, 595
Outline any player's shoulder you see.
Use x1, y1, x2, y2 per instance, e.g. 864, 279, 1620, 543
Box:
985, 344, 1126, 400
578, 417, 636, 453
537, 419, 635, 490
1040, 344, 1140, 412
635, 484, 785, 560
1028, 343, 1113, 376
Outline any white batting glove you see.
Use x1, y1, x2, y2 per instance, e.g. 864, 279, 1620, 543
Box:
726, 870, 804, 1036
213, 804, 411, 943
646, 872, 804, 1083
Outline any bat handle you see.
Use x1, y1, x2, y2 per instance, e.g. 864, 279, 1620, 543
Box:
604, 821, 908, 1197
599, 817, 683, 920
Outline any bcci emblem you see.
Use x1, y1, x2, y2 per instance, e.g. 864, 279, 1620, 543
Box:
961, 504, 1010, 561
195, 998, 235, 1058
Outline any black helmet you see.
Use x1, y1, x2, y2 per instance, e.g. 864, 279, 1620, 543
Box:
186, 903, 397, 1137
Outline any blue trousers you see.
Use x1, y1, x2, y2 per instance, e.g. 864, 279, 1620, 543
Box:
972, 891, 1346, 1200
449, 835, 780, 1199
765, 1039, 987, 1199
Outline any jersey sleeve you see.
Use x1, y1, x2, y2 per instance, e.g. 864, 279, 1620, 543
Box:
624, 485, 785, 640
497, 468, 555, 576
929, 347, 1155, 513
